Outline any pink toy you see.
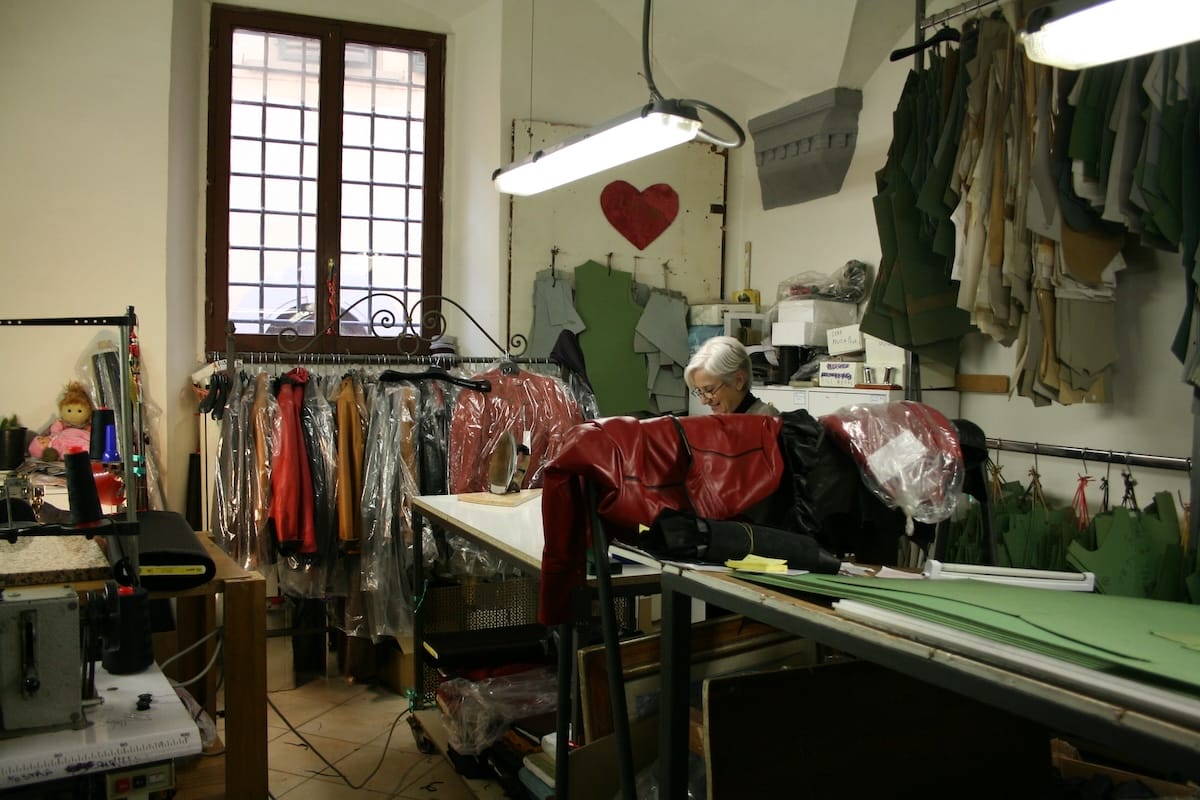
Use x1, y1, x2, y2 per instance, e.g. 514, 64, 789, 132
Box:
28, 381, 94, 461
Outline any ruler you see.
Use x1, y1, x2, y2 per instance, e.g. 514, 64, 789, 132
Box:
1, 664, 201, 788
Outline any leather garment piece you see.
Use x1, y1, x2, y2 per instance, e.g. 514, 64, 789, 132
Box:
448, 368, 583, 495
538, 414, 786, 624
270, 368, 317, 555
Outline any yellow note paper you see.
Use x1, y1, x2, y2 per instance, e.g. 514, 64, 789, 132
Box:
725, 554, 788, 573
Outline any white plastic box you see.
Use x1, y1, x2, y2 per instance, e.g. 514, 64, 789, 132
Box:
773, 321, 832, 346
776, 299, 859, 326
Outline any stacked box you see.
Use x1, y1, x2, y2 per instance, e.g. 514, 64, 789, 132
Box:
776, 299, 859, 326
689, 302, 758, 326
817, 360, 865, 387
826, 324, 865, 356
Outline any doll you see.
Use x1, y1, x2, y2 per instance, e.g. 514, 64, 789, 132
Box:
29, 381, 95, 461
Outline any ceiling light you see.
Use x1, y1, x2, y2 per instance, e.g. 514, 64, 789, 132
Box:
493, 0, 744, 196
1020, 0, 1200, 70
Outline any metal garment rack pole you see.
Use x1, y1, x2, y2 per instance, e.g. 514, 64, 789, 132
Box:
921, 0, 1000, 30
203, 351, 557, 367
985, 437, 1192, 473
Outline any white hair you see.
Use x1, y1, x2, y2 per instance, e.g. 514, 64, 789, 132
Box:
684, 336, 751, 389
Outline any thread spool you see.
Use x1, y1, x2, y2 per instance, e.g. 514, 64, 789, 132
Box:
65, 451, 103, 525
89, 408, 119, 463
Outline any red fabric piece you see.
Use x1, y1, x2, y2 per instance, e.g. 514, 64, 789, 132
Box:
538, 414, 786, 624
599, 181, 679, 250
448, 369, 584, 495
270, 368, 317, 554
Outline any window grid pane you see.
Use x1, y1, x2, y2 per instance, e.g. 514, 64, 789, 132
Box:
210, 9, 444, 353
227, 29, 320, 335
340, 43, 425, 337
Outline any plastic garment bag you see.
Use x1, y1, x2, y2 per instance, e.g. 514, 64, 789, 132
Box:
277, 374, 339, 598
360, 381, 421, 641
249, 372, 278, 568
821, 401, 964, 535
448, 366, 584, 495
212, 372, 244, 566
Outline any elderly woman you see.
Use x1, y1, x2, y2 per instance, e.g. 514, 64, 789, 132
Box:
684, 336, 779, 416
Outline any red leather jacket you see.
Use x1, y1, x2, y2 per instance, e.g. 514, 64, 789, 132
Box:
270, 368, 317, 554
538, 414, 785, 624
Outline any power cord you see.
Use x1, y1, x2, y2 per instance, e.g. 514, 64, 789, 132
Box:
266, 693, 415, 791
158, 625, 223, 672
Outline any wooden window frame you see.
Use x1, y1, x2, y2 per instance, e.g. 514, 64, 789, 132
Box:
204, 5, 446, 355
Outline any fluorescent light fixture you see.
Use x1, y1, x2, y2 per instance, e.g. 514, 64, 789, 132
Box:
493, 0, 744, 196
492, 101, 702, 196
1020, 0, 1200, 70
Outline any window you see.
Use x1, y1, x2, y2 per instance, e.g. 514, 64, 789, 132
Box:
205, 6, 446, 355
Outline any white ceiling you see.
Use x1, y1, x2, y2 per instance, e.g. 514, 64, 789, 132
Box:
403, 0, 998, 122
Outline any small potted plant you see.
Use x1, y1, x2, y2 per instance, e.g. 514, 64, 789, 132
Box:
0, 415, 28, 470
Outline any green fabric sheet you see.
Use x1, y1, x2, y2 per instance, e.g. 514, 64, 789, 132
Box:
739, 572, 1200, 696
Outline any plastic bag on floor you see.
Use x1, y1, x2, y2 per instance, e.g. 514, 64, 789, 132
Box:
436, 667, 556, 756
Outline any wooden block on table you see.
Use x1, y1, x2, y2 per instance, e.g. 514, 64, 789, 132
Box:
456, 489, 542, 507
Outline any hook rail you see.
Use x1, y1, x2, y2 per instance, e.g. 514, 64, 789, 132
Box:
986, 437, 1190, 473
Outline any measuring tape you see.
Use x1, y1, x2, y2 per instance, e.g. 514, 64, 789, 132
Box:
1, 731, 197, 787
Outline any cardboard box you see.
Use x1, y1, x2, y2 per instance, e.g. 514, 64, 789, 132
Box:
772, 321, 831, 346
826, 324, 865, 356
818, 360, 865, 387
688, 302, 758, 326
864, 333, 907, 367
776, 299, 858, 326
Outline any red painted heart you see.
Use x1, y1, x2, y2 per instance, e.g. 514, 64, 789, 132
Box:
600, 181, 679, 250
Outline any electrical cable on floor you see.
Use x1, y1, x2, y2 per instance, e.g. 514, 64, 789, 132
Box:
168, 637, 223, 689
158, 625, 223, 669
266, 693, 413, 791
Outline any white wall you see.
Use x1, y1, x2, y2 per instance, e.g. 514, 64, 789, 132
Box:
0, 0, 174, 486
442, 0, 506, 355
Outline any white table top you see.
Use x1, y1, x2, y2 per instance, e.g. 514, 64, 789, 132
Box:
0, 662, 202, 788
412, 493, 659, 582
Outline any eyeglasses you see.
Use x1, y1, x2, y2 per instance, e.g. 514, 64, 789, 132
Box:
690, 382, 725, 399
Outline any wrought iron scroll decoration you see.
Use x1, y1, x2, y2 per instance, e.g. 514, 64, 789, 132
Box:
274, 292, 528, 357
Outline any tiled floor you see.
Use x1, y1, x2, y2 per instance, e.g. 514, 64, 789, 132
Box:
205, 676, 494, 799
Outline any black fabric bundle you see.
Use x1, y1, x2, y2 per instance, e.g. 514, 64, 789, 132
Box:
642, 508, 840, 575
136, 510, 216, 591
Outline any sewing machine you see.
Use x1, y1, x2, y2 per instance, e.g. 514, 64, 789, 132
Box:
0, 581, 195, 799
0, 585, 82, 732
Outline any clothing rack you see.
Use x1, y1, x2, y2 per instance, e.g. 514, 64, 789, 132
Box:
203, 351, 557, 368
986, 437, 1192, 473
921, 0, 999, 31
905, 0, 1001, 71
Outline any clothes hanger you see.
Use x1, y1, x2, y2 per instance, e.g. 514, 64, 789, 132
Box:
888, 25, 961, 63
378, 366, 492, 393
